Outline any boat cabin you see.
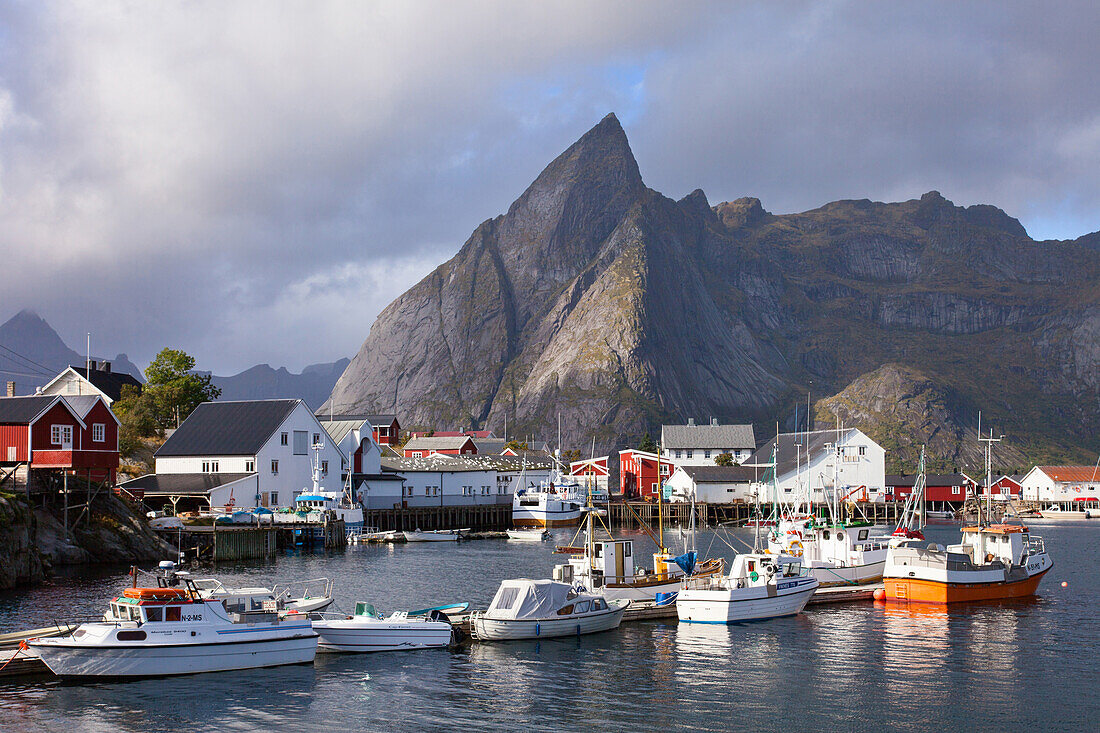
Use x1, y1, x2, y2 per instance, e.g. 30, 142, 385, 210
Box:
952, 524, 1042, 568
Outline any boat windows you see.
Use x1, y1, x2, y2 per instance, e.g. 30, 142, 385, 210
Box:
145, 607, 163, 622
822, 531, 830, 540
593, 599, 606, 611
836, 531, 845, 540
858, 530, 868, 541
557, 604, 575, 616
624, 544, 631, 557
574, 601, 591, 614
595, 545, 603, 558
494, 587, 520, 611
747, 560, 756, 572
166, 606, 182, 622
116, 630, 147, 641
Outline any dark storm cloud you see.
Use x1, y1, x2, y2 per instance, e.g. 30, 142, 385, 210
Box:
0, 2, 1097, 373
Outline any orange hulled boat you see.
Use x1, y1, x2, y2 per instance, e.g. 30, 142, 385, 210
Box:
883, 523, 1052, 603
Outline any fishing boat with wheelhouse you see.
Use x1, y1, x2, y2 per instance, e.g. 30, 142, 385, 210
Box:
28, 573, 317, 678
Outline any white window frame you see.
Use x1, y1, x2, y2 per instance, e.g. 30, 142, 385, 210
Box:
92, 423, 105, 442
51, 424, 73, 448
271, 460, 279, 475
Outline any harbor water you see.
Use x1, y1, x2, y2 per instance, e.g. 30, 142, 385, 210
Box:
1, 523, 1097, 732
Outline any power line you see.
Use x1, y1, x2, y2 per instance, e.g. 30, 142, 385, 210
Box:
0, 343, 56, 376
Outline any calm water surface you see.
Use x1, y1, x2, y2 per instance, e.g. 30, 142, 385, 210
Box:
1, 524, 1097, 732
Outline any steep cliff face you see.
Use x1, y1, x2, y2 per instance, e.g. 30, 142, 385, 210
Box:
0, 496, 47, 590
327, 115, 1100, 467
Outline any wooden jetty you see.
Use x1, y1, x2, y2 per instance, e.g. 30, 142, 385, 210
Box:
364, 504, 511, 533
156, 519, 346, 561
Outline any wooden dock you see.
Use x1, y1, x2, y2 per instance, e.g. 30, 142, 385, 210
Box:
156, 519, 346, 561
364, 504, 511, 532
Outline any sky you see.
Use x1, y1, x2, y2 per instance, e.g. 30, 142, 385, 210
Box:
1, 1, 1099, 375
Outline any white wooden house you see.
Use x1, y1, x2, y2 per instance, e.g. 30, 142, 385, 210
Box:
747, 428, 886, 505
660, 419, 756, 465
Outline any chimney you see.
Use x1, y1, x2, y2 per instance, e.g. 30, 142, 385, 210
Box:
687, 418, 695, 427
88, 359, 97, 372
711, 417, 718, 426
102, 361, 111, 373
5, 381, 14, 397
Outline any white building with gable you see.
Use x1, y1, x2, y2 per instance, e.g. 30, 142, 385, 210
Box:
660, 419, 757, 465
747, 428, 886, 505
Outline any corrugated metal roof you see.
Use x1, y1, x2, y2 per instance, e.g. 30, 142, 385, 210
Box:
662, 423, 756, 450
403, 436, 475, 451
471, 437, 507, 454
680, 465, 759, 483
0, 395, 58, 423
319, 418, 365, 445
749, 428, 860, 478
155, 399, 300, 457
62, 395, 101, 420
117, 472, 254, 495
1037, 466, 1100, 483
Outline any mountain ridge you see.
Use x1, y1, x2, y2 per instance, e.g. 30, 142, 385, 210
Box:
327, 114, 1100, 472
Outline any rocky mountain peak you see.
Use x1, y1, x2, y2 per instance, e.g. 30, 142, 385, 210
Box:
715, 197, 768, 229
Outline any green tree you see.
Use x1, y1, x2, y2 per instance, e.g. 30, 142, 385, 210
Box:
639, 433, 657, 452
144, 348, 221, 428
562, 448, 582, 463
113, 384, 161, 454
504, 439, 529, 452
714, 452, 734, 466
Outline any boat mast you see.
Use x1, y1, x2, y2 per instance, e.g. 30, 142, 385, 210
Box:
656, 441, 665, 553
978, 412, 1002, 527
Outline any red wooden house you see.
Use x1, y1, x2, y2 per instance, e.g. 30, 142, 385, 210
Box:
0, 394, 119, 486
366, 415, 400, 446
885, 473, 977, 507
402, 435, 476, 458
569, 456, 610, 495
618, 449, 671, 500
985, 475, 1023, 500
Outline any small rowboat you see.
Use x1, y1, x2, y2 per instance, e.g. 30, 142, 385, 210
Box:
409, 602, 470, 619
403, 528, 467, 542
506, 529, 549, 542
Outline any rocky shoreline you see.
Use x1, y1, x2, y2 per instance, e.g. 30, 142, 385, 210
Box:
0, 492, 174, 591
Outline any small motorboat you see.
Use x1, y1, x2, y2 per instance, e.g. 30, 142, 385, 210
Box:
311, 602, 453, 653
409, 602, 470, 619
147, 515, 184, 530
29, 579, 317, 678
347, 527, 401, 543
506, 528, 549, 542
154, 561, 334, 614
470, 579, 630, 641
677, 553, 819, 624
403, 528, 467, 542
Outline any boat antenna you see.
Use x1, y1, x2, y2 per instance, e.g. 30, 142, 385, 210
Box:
978, 412, 1003, 526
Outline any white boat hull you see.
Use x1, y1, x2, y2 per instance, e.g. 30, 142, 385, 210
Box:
403, 531, 461, 542
505, 529, 548, 541
807, 560, 885, 587
31, 631, 317, 678
314, 619, 452, 652
677, 578, 818, 624
472, 602, 629, 641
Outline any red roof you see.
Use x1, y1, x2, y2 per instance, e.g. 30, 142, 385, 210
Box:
1038, 466, 1100, 483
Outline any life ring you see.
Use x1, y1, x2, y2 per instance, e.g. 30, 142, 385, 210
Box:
789, 540, 804, 558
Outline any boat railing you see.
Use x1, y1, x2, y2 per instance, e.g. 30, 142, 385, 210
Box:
1026, 536, 1046, 555
272, 577, 334, 603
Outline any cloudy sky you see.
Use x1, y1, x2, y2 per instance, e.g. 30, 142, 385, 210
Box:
2, 1, 1098, 375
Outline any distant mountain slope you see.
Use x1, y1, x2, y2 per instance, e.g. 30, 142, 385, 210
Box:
0, 310, 144, 393
326, 113, 1100, 470
211, 359, 350, 410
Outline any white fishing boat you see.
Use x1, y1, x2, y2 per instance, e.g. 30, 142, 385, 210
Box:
676, 553, 819, 624
512, 458, 584, 528
28, 580, 317, 678
506, 528, 549, 541
152, 561, 334, 614
347, 527, 401, 543
403, 528, 467, 542
311, 602, 453, 652
470, 579, 629, 641
1030, 503, 1098, 521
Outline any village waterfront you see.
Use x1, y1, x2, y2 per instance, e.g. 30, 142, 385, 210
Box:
0, 523, 1096, 733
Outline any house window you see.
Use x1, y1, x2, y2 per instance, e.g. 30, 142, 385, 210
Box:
293, 431, 308, 455
271, 460, 279, 475
281, 432, 288, 446
704, 450, 711, 459
313, 433, 321, 446
321, 460, 328, 475
203, 461, 218, 472
211, 461, 218, 472
92, 423, 105, 442
378, 426, 388, 438
271, 492, 278, 506
952, 486, 961, 495
412, 451, 423, 458
246, 460, 255, 472
51, 425, 73, 447
426, 487, 431, 496
686, 450, 693, 459
859, 446, 866, 456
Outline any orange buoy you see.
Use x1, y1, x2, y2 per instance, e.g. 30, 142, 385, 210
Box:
1061, 581, 1068, 587
873, 588, 886, 601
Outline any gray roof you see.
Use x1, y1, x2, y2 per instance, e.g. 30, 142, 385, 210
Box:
0, 395, 62, 423
320, 418, 367, 446
680, 465, 759, 484
749, 428, 859, 479
117, 472, 254, 495
471, 437, 507, 454
403, 436, 475, 452
381, 455, 494, 473
155, 399, 300, 457
662, 423, 756, 450
314, 409, 397, 428
63, 395, 102, 420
